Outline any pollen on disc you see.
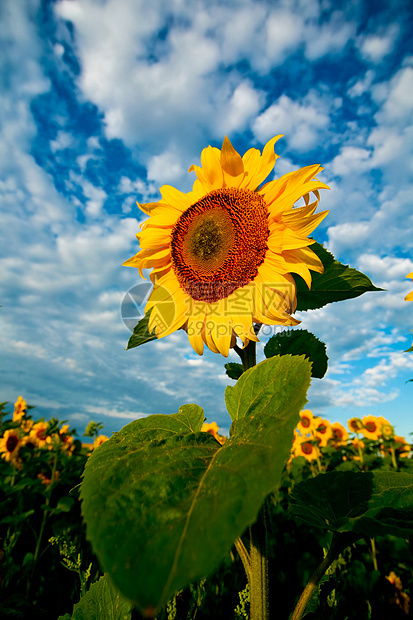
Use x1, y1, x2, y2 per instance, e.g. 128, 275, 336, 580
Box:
171, 187, 269, 303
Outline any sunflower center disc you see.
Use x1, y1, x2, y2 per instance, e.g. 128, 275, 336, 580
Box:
171, 187, 269, 302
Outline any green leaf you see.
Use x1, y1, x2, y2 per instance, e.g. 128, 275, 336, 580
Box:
81, 356, 311, 614
289, 470, 413, 538
57, 574, 132, 620
225, 354, 311, 422
224, 362, 243, 380
263, 329, 328, 379
294, 243, 383, 311
56, 496, 75, 513
126, 310, 156, 350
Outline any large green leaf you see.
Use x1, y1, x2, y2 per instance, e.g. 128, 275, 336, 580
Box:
263, 330, 328, 379
289, 470, 413, 538
126, 310, 156, 350
225, 354, 311, 422
81, 356, 311, 615
57, 574, 133, 620
294, 243, 383, 311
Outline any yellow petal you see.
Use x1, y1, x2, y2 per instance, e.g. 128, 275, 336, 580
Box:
137, 201, 162, 215
220, 136, 244, 177
187, 315, 206, 355
160, 185, 191, 212
201, 146, 224, 189
244, 135, 283, 190
141, 208, 180, 229
283, 210, 329, 237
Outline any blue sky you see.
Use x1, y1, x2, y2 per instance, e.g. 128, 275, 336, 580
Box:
1, 0, 413, 439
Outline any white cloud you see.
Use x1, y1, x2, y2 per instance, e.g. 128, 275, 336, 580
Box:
348, 70, 375, 98
253, 91, 333, 152
50, 130, 75, 152
216, 81, 264, 135
330, 146, 372, 176
304, 11, 355, 61
359, 352, 413, 388
53, 0, 355, 152
374, 65, 413, 124
85, 404, 151, 419
265, 11, 302, 64
358, 24, 399, 63
147, 150, 185, 184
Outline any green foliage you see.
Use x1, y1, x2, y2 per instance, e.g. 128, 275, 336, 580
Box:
126, 310, 156, 350
224, 362, 244, 380
84, 422, 104, 438
290, 470, 413, 538
57, 574, 133, 620
225, 354, 311, 422
80, 356, 312, 614
264, 329, 328, 378
294, 243, 383, 311
0, 404, 102, 620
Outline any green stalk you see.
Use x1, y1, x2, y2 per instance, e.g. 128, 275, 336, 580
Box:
249, 501, 270, 620
27, 451, 59, 596
370, 537, 378, 571
390, 445, 398, 471
290, 532, 359, 620
234, 338, 270, 619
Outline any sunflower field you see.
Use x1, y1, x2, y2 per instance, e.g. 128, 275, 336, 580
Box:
2, 137, 413, 619
1, 397, 413, 619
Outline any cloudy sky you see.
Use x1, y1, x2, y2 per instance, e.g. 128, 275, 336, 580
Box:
1, 0, 413, 439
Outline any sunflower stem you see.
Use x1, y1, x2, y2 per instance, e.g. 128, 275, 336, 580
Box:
234, 338, 257, 372
234, 339, 271, 619
249, 499, 270, 620
290, 532, 359, 620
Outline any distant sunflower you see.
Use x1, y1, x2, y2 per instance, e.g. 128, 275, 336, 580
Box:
348, 417, 363, 434
360, 415, 389, 440
13, 396, 27, 422
124, 136, 329, 356
0, 429, 21, 463
330, 422, 349, 445
313, 416, 332, 447
292, 435, 319, 462
297, 409, 315, 434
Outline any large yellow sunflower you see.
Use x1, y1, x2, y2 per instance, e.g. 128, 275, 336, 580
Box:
124, 136, 329, 356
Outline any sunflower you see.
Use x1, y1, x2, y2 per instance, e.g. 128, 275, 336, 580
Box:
313, 416, 332, 447
201, 421, 227, 445
348, 417, 363, 433
405, 273, 413, 301
297, 409, 314, 434
29, 422, 49, 448
330, 422, 349, 445
360, 415, 383, 440
292, 435, 319, 462
0, 429, 21, 463
393, 436, 411, 458
13, 396, 27, 422
94, 435, 109, 449
124, 136, 329, 356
